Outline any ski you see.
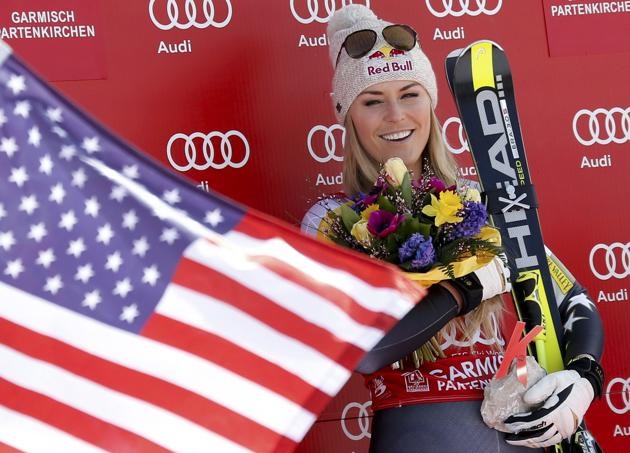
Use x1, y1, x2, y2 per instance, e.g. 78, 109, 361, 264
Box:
447, 40, 564, 373
445, 40, 602, 453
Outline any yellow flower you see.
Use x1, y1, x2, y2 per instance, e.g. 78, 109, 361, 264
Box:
421, 190, 463, 226
350, 220, 372, 246
360, 204, 379, 221
383, 157, 408, 187
463, 188, 481, 203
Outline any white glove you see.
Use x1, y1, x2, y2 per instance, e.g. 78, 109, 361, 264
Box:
503, 370, 595, 448
474, 254, 512, 301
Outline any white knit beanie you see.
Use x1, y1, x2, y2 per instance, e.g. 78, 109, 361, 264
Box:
328, 4, 438, 124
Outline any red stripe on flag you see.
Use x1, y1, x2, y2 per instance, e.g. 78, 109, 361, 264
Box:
247, 253, 397, 331
172, 258, 366, 367
236, 213, 426, 297
0, 378, 169, 453
0, 441, 25, 453
144, 314, 332, 416
0, 318, 295, 453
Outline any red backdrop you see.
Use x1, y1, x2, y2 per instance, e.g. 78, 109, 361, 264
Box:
2, 0, 629, 451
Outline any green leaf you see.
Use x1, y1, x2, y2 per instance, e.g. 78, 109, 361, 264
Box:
377, 194, 396, 212
339, 204, 360, 232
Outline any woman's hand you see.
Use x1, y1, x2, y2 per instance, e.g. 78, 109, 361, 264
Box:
502, 370, 595, 448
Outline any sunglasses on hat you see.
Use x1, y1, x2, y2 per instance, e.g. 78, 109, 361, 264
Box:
335, 24, 417, 67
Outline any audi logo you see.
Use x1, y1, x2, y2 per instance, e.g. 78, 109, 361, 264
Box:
442, 116, 469, 155
166, 130, 250, 172
308, 124, 345, 163
606, 377, 630, 415
340, 401, 371, 441
572, 107, 630, 146
589, 242, 630, 280
425, 0, 502, 17
290, 0, 370, 24
148, 0, 232, 30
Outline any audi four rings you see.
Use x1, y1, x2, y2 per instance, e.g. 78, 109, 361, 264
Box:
340, 401, 372, 441
307, 124, 345, 163
166, 131, 250, 171
148, 0, 232, 30
606, 377, 630, 415
425, 0, 503, 17
290, 0, 371, 24
572, 107, 630, 146
589, 242, 630, 280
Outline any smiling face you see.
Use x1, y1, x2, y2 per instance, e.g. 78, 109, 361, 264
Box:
347, 80, 432, 176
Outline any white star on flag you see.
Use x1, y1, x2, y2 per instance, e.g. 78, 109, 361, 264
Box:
59, 145, 77, 161
19, 195, 39, 215
75, 264, 95, 283
5, 258, 24, 278
28, 126, 42, 147
123, 164, 139, 179
46, 106, 63, 122
163, 189, 181, 205
113, 278, 133, 298
67, 238, 87, 258
0, 231, 16, 251
27, 222, 47, 242
96, 223, 115, 245
82, 136, 101, 153
160, 227, 179, 245
82, 289, 102, 310
132, 236, 150, 257
72, 168, 88, 188
205, 208, 224, 227
122, 210, 139, 230
7, 74, 26, 94
0, 137, 18, 157
39, 154, 54, 174
59, 210, 78, 231
84, 196, 100, 217
9, 167, 29, 187
49, 183, 66, 204
44, 275, 64, 295
14, 100, 31, 118
36, 249, 56, 268
105, 251, 124, 272
110, 185, 127, 202
142, 265, 161, 286
120, 303, 140, 323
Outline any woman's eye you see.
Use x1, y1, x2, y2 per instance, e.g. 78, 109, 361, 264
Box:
364, 99, 382, 106
402, 92, 419, 99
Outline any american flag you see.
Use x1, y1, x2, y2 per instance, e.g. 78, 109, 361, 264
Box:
0, 41, 425, 453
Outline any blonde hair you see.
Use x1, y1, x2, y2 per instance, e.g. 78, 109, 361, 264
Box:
341, 108, 505, 353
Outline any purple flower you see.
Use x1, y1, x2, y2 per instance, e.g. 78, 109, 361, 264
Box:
367, 210, 403, 238
352, 193, 378, 213
399, 233, 435, 270
412, 176, 449, 193
446, 201, 488, 239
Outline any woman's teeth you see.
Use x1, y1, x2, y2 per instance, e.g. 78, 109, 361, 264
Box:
381, 130, 412, 141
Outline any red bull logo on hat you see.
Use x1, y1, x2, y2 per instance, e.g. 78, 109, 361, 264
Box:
366, 45, 413, 75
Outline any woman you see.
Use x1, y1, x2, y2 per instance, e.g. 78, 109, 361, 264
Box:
301, 5, 604, 453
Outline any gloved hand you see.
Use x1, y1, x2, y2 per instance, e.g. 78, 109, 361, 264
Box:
448, 254, 512, 315
503, 370, 595, 448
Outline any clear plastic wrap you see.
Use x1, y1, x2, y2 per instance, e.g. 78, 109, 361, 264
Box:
480, 356, 546, 432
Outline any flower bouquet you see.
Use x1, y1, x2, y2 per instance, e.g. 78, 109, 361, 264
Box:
323, 157, 503, 286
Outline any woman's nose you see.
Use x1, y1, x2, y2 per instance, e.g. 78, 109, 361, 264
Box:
384, 101, 405, 122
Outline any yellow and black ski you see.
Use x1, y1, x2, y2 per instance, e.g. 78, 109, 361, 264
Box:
445, 41, 602, 453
